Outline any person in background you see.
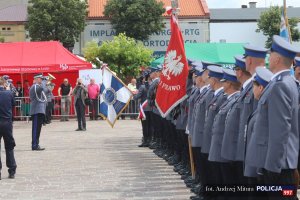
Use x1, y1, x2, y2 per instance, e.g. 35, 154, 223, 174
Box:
22, 80, 31, 117
15, 81, 23, 98
128, 78, 138, 119
133, 70, 150, 147
58, 79, 72, 121
45, 77, 55, 124
0, 76, 17, 179
87, 79, 100, 120
72, 78, 88, 131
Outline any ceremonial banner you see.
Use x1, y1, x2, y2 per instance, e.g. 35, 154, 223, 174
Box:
279, 4, 291, 42
155, 12, 189, 118
99, 67, 132, 127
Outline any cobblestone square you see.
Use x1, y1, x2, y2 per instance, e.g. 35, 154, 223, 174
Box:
0, 120, 191, 200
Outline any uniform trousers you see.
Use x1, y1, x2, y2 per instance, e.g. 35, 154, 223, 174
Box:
89, 99, 98, 120
31, 113, 44, 149
141, 111, 151, 143
0, 118, 16, 175
45, 101, 53, 123
151, 113, 163, 141
192, 147, 202, 183
75, 100, 86, 129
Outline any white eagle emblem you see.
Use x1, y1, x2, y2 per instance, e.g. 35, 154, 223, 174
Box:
162, 50, 184, 80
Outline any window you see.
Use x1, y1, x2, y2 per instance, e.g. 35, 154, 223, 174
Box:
7, 27, 11, 30
2, 27, 6, 30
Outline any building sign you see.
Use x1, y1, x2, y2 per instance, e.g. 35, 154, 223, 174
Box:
76, 19, 209, 55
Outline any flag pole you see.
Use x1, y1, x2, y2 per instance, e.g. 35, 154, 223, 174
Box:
284, 0, 292, 43
170, 0, 195, 179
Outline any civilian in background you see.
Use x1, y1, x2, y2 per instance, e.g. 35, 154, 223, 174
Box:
15, 81, 23, 98
128, 78, 138, 119
58, 79, 72, 121
87, 79, 100, 120
72, 79, 88, 131
22, 80, 31, 117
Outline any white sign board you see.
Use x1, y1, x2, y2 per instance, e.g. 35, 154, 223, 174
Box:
79, 69, 102, 86
74, 19, 209, 56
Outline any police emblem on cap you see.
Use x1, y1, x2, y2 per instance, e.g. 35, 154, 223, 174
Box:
102, 88, 117, 105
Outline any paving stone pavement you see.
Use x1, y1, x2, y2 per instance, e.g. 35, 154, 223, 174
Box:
0, 120, 191, 200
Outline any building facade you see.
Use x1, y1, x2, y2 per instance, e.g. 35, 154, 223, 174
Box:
74, 0, 210, 57
210, 3, 300, 47
0, 4, 28, 43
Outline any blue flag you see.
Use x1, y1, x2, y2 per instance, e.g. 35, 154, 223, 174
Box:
99, 67, 132, 127
280, 7, 290, 42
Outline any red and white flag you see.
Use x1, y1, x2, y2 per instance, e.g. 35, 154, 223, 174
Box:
155, 12, 189, 118
138, 100, 148, 120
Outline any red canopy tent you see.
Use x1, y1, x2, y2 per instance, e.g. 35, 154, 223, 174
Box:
0, 41, 92, 73
0, 41, 93, 95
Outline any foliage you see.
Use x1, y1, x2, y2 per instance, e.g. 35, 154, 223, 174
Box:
0, 36, 4, 43
83, 34, 154, 81
26, 0, 87, 48
256, 6, 300, 48
104, 0, 165, 41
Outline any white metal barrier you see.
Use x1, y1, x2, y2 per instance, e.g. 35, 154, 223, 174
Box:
13, 96, 140, 121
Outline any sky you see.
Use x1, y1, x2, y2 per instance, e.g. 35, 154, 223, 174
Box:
207, 0, 300, 8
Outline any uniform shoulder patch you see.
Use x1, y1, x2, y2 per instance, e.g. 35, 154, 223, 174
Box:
276, 75, 282, 81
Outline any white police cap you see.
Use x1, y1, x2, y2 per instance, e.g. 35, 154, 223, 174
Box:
271, 35, 300, 59
253, 67, 273, 87
221, 68, 238, 82
207, 65, 223, 79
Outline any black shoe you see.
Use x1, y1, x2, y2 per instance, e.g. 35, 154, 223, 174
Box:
138, 143, 147, 147
82, 128, 86, 131
8, 174, 15, 179
75, 128, 82, 131
32, 146, 45, 151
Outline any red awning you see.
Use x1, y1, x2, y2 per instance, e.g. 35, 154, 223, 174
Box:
0, 41, 92, 73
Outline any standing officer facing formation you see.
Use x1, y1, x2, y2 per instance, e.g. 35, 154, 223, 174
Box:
30, 73, 47, 151
0, 76, 17, 179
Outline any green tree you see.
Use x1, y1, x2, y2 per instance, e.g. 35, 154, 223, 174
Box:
26, 0, 87, 48
256, 6, 300, 48
104, 0, 165, 41
83, 34, 153, 81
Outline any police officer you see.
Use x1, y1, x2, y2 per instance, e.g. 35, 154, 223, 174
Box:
244, 67, 273, 187
147, 65, 162, 150
0, 76, 17, 179
134, 70, 151, 147
209, 68, 240, 193
174, 64, 194, 180
190, 61, 215, 200
185, 62, 205, 190
201, 65, 227, 188
45, 78, 55, 124
246, 35, 300, 200
235, 45, 268, 184
294, 57, 300, 179
30, 73, 47, 151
